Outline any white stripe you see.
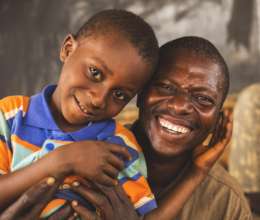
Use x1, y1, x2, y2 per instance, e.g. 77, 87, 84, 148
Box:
134, 195, 155, 208
4, 106, 25, 120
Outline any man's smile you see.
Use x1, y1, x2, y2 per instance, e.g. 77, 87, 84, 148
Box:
158, 117, 191, 134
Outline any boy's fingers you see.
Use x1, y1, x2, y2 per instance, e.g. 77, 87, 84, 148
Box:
103, 164, 120, 179
109, 145, 131, 161
97, 173, 118, 187
107, 154, 125, 171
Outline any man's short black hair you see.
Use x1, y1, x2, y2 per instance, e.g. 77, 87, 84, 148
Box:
160, 36, 230, 104
74, 9, 159, 71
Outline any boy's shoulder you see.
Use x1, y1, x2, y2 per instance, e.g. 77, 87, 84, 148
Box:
114, 122, 142, 152
0, 95, 30, 118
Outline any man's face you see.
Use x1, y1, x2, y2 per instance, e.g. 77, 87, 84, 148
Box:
52, 34, 151, 129
139, 49, 224, 157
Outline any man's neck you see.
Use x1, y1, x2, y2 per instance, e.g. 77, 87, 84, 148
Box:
132, 120, 192, 196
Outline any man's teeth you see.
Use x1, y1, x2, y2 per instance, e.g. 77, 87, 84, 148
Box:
159, 118, 190, 134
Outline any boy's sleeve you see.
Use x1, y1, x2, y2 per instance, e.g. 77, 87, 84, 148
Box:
105, 123, 157, 216
0, 110, 12, 174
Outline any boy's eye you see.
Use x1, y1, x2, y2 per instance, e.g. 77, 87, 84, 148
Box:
89, 67, 102, 81
113, 90, 128, 101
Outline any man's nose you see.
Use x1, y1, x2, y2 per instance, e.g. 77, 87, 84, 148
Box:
167, 93, 193, 115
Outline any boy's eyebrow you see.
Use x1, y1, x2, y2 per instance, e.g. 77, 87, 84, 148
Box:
91, 57, 113, 75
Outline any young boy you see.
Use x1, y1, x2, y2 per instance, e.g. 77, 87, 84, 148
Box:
0, 9, 159, 218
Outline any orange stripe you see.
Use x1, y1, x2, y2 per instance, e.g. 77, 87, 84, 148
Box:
115, 123, 142, 151
11, 135, 40, 152
41, 199, 66, 217
122, 176, 152, 204
0, 140, 12, 173
0, 96, 29, 114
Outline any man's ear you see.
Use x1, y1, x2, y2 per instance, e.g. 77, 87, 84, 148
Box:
137, 91, 145, 108
60, 34, 78, 62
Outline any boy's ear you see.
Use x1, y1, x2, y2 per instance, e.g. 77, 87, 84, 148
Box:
60, 34, 78, 62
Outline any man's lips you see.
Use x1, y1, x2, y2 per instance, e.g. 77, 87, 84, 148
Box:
158, 117, 191, 134
155, 115, 194, 137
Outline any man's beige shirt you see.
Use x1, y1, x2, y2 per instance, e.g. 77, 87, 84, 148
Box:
177, 164, 252, 220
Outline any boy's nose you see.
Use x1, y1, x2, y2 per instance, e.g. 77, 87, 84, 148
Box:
167, 94, 193, 115
90, 91, 107, 110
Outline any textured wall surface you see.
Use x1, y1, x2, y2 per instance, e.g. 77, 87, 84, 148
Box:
0, 0, 259, 98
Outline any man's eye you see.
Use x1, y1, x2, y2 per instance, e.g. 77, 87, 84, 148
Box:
113, 90, 128, 101
155, 83, 177, 93
89, 67, 102, 81
194, 95, 214, 106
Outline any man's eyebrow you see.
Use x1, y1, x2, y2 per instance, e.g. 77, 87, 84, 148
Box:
90, 57, 113, 75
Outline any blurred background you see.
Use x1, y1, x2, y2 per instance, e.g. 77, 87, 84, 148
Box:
0, 0, 260, 122
0, 0, 260, 217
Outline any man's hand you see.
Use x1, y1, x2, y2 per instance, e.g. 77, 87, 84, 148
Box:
0, 177, 73, 220
70, 179, 140, 220
192, 109, 233, 174
54, 140, 131, 187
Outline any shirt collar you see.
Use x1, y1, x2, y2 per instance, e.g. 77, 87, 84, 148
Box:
24, 85, 59, 130
24, 84, 115, 141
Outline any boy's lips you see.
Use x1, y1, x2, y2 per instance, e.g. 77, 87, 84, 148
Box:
73, 95, 95, 117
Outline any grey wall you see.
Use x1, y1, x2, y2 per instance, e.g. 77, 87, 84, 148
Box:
0, 0, 259, 97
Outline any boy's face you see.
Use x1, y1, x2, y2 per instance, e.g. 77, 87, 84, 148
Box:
52, 34, 151, 129
139, 48, 224, 158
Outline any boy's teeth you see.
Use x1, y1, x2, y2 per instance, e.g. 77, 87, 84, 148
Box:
158, 118, 190, 134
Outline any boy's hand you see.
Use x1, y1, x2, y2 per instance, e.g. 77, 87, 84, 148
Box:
192, 109, 233, 174
55, 140, 131, 187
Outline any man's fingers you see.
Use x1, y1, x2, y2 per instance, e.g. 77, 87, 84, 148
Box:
71, 183, 107, 209
72, 201, 102, 220
47, 203, 73, 220
0, 177, 60, 220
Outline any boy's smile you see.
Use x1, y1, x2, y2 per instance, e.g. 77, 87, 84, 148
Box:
51, 34, 152, 132
140, 48, 224, 157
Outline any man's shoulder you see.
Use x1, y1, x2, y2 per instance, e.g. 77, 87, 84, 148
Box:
207, 163, 247, 197
178, 164, 252, 220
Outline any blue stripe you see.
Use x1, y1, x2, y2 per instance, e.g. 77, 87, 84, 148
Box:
119, 172, 142, 185
0, 134, 5, 142
136, 199, 157, 215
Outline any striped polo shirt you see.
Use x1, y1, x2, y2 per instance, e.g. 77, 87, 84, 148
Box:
0, 85, 157, 217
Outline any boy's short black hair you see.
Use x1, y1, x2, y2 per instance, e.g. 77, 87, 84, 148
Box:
74, 9, 159, 71
160, 36, 230, 104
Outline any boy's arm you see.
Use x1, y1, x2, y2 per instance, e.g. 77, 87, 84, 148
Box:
0, 140, 130, 212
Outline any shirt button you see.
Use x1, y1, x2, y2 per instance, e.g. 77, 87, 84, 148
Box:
45, 143, 55, 151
